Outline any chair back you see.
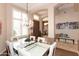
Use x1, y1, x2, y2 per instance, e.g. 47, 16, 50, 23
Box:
30, 36, 36, 41
6, 40, 17, 56
48, 42, 57, 56
37, 37, 46, 43
11, 37, 18, 42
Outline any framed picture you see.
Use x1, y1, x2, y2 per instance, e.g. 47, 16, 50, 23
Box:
56, 21, 79, 29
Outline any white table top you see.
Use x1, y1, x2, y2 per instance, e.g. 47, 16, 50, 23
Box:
24, 42, 50, 56
12, 38, 35, 50
12, 38, 50, 56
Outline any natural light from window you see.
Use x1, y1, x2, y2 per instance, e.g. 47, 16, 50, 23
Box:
12, 9, 28, 36
33, 14, 39, 20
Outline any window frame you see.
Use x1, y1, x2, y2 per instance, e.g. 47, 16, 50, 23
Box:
12, 8, 28, 36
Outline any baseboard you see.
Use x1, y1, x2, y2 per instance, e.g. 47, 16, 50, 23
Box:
0, 48, 6, 55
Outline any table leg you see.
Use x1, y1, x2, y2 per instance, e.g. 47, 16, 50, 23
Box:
73, 40, 74, 44
65, 39, 66, 43
58, 38, 60, 41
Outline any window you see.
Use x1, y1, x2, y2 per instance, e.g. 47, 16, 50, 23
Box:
12, 9, 28, 36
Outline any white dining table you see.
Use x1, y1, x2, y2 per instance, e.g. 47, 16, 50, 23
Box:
12, 38, 50, 56
12, 38, 35, 50
23, 42, 50, 56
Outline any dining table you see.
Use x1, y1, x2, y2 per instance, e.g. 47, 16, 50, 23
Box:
12, 38, 50, 56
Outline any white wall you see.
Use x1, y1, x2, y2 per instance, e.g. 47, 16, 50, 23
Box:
39, 18, 43, 33
0, 4, 13, 54
55, 8, 79, 44
6, 4, 13, 41
0, 4, 7, 54
48, 6, 54, 38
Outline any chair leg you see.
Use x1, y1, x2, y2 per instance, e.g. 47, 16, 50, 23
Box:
53, 48, 56, 56
6, 47, 8, 56
6, 46, 10, 56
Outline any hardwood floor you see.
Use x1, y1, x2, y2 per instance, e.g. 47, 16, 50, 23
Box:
57, 41, 78, 54
55, 48, 78, 56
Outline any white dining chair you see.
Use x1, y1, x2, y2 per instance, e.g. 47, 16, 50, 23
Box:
48, 42, 57, 56
18, 48, 31, 56
6, 40, 18, 56
37, 37, 46, 43
30, 36, 36, 41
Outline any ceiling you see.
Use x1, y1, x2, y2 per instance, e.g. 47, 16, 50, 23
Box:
28, 3, 50, 13
12, 3, 74, 17
28, 3, 57, 20
11, 3, 75, 21
58, 3, 74, 10
12, 3, 56, 11
55, 3, 74, 14
12, 3, 27, 10
12, 3, 74, 12
12, 3, 57, 20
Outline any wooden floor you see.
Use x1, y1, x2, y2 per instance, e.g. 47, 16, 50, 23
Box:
57, 41, 78, 54
55, 48, 78, 56
0, 48, 78, 56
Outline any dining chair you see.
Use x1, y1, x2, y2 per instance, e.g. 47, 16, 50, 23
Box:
30, 36, 36, 41
48, 42, 57, 56
37, 37, 46, 43
6, 40, 18, 56
11, 36, 18, 42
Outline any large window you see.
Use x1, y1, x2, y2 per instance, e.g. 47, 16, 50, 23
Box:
12, 9, 28, 36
